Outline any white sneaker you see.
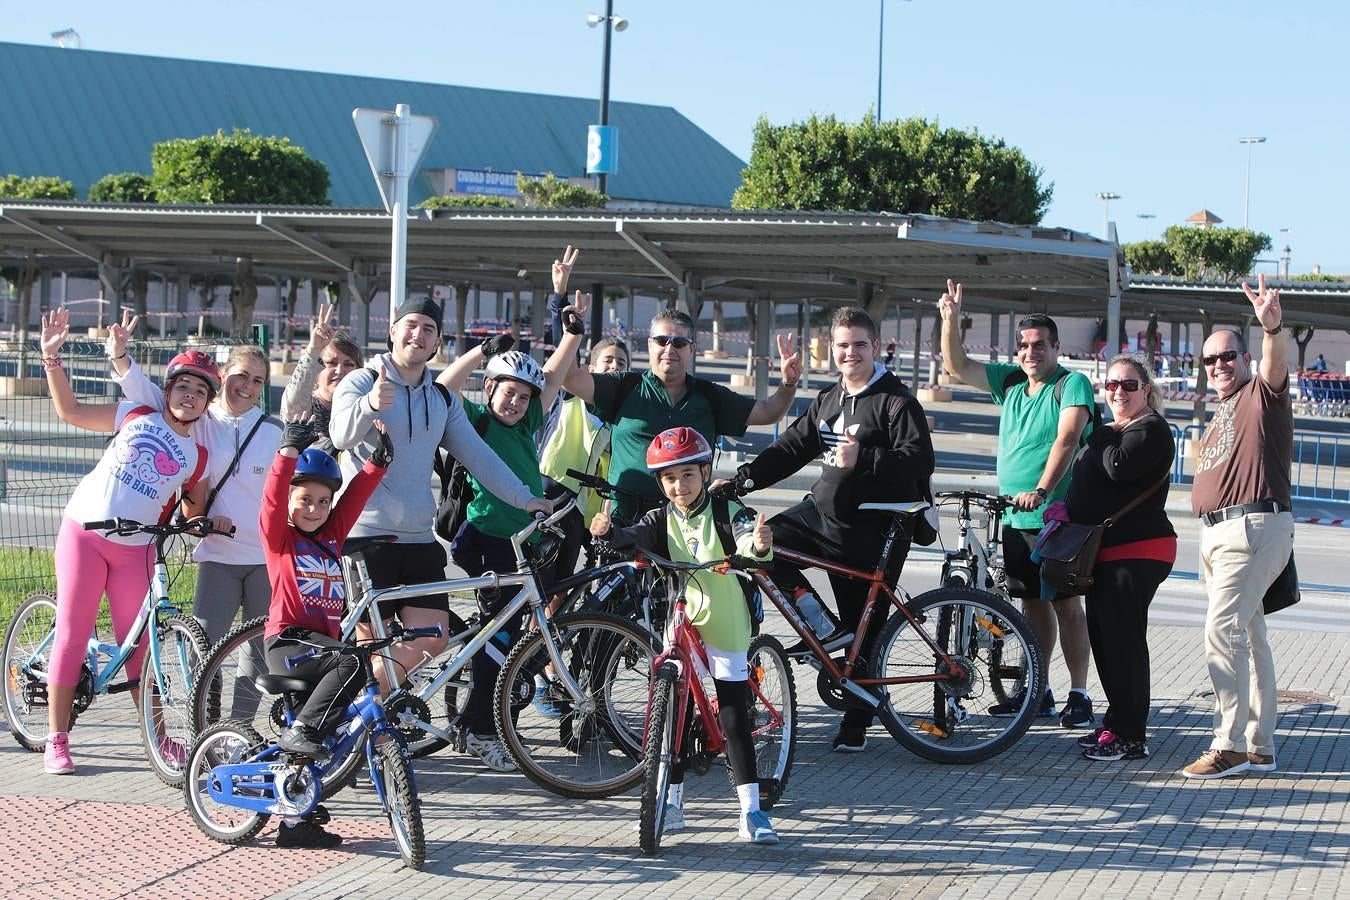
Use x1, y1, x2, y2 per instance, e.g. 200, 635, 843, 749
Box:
463, 732, 518, 772
633, 804, 685, 832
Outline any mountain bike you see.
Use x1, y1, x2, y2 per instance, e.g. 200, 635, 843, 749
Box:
2, 517, 219, 786
183, 622, 442, 870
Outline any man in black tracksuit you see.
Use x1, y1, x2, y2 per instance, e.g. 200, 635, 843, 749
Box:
735, 307, 935, 753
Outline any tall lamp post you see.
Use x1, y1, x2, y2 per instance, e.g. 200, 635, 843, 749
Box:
1097, 192, 1120, 237
1239, 136, 1266, 229
1137, 212, 1156, 240
875, 0, 912, 123
586, 4, 628, 344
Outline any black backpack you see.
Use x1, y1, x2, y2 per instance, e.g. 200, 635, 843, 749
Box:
433, 387, 490, 543
1000, 368, 1102, 445
648, 495, 763, 625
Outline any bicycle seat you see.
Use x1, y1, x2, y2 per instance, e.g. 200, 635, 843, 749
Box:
343, 534, 398, 556
858, 501, 930, 516
254, 674, 311, 694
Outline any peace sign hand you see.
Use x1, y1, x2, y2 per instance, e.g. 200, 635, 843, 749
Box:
561, 290, 591, 336
553, 245, 580, 295
1241, 273, 1282, 332
307, 302, 337, 355
105, 308, 140, 361
938, 279, 963, 322
776, 332, 803, 384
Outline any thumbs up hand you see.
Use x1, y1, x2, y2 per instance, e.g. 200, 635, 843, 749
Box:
590, 499, 613, 538
752, 512, 772, 554
368, 359, 395, 412
836, 431, 861, 469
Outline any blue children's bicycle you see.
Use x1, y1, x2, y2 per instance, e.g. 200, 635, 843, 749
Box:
183, 623, 442, 870
2, 517, 219, 786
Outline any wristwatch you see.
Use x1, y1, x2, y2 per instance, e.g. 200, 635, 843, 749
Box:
1263, 322, 1283, 335
1033, 487, 1048, 500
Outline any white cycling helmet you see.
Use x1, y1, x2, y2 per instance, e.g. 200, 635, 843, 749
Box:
485, 350, 546, 393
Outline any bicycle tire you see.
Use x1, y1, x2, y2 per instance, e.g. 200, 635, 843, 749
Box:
2, 593, 58, 751
495, 611, 657, 799
374, 739, 425, 870
190, 616, 271, 739
736, 634, 797, 809
872, 587, 1044, 764
638, 663, 678, 856
183, 719, 270, 844
140, 613, 209, 786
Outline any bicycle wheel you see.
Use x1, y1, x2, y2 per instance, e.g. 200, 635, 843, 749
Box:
2, 593, 58, 751
190, 616, 271, 739
638, 663, 678, 856
987, 612, 1030, 708
738, 634, 797, 809
495, 612, 657, 799
373, 740, 425, 870
872, 587, 1044, 764
140, 613, 210, 786
183, 719, 270, 844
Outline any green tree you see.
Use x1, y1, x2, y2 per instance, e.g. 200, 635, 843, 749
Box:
150, 129, 331, 336
732, 115, 1053, 224
1162, 225, 1271, 281
1123, 240, 1176, 276
0, 174, 77, 200
516, 173, 608, 209
418, 194, 515, 209
88, 172, 157, 202
1290, 272, 1346, 283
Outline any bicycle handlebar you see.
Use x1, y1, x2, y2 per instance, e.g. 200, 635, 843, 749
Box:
83, 517, 235, 539
283, 624, 444, 669
564, 468, 642, 500
934, 491, 1015, 512
633, 548, 763, 578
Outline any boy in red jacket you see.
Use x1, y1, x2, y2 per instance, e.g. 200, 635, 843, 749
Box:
259, 415, 393, 848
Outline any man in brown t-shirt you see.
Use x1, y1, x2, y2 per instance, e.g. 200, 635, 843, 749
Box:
1182, 274, 1294, 780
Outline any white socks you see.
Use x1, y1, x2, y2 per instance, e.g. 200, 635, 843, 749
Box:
668, 783, 684, 809
735, 782, 761, 817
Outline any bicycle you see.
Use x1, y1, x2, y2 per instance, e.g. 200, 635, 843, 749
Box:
932, 490, 1030, 707
183, 622, 442, 870
2, 516, 219, 786
636, 550, 797, 856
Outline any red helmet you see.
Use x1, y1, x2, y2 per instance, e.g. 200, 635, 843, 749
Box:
646, 427, 712, 472
165, 350, 221, 395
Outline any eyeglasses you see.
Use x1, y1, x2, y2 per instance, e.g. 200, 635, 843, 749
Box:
1104, 379, 1141, 393
1202, 350, 1239, 367
650, 334, 692, 349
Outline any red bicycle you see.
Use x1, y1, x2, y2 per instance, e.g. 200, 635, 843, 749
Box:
637, 550, 797, 856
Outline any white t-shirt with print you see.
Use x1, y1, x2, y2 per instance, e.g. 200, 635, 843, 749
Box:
65, 403, 206, 546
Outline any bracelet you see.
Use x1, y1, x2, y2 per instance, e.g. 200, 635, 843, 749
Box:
42, 355, 62, 371
1263, 323, 1282, 335
111, 353, 127, 361
782, 380, 799, 389
1034, 487, 1048, 499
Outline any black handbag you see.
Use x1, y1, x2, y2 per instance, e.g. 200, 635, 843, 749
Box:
1038, 475, 1168, 595
1262, 553, 1300, 615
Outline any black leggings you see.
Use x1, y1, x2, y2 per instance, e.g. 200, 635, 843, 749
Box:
265, 632, 362, 734
1084, 559, 1172, 741
671, 678, 757, 787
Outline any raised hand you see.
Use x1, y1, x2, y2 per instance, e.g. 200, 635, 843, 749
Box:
370, 419, 395, 468
752, 512, 772, 554
368, 359, 395, 412
1241, 273, 1282, 331
281, 413, 319, 452
938, 278, 963, 322
836, 432, 861, 469
776, 333, 803, 384
105, 308, 140, 360
481, 333, 515, 359
552, 245, 580, 295
40, 308, 70, 357
306, 302, 336, 356
561, 290, 591, 336
590, 499, 612, 537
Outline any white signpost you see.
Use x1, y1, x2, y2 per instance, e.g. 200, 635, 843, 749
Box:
353, 104, 437, 322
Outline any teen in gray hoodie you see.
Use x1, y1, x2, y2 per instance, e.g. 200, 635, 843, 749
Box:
331, 298, 550, 690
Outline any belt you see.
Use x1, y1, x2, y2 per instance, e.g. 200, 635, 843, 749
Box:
1200, 500, 1290, 527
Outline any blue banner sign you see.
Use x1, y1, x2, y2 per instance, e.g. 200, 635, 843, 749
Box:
586, 125, 619, 175
454, 169, 524, 197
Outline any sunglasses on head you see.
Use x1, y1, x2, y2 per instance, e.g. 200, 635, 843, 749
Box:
1202, 350, 1239, 367
650, 334, 692, 349
1104, 379, 1140, 393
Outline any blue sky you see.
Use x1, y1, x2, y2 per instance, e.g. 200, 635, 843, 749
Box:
16, 1, 1349, 272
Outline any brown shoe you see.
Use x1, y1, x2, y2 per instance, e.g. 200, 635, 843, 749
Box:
1247, 753, 1277, 773
1181, 749, 1251, 780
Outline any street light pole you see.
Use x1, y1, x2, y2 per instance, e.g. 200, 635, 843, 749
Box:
1137, 212, 1156, 240
1097, 192, 1120, 238
596, 0, 614, 197
1240, 136, 1266, 229
875, 0, 911, 124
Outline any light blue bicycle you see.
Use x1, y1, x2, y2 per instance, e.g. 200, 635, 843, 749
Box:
2, 516, 216, 786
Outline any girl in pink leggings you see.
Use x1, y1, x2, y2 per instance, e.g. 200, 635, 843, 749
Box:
39, 308, 218, 775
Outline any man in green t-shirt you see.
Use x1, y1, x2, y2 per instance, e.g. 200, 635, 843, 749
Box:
939, 280, 1096, 729
562, 308, 804, 523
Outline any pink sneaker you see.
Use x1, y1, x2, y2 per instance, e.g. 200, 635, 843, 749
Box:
158, 735, 187, 767
44, 733, 75, 775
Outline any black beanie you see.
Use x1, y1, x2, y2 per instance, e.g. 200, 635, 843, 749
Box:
392, 297, 443, 332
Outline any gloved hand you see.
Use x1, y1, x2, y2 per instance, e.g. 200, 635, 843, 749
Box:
480, 334, 514, 359
281, 418, 318, 452
370, 424, 395, 468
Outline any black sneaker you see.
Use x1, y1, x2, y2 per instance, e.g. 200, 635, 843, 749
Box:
276, 819, 343, 849
831, 725, 868, 753
278, 724, 331, 762
989, 688, 1055, 718
1083, 735, 1148, 762
1077, 727, 1107, 749
1059, 691, 1095, 729
784, 628, 854, 658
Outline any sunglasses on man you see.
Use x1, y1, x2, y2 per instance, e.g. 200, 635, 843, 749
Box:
650, 334, 693, 349
1202, 350, 1239, 367
1104, 379, 1141, 393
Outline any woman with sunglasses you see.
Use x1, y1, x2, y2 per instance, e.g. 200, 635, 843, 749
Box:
1062, 355, 1176, 763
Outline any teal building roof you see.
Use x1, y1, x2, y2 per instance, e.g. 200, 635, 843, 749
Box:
0, 41, 744, 208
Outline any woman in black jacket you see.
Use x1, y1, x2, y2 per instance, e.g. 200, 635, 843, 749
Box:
1065, 355, 1176, 762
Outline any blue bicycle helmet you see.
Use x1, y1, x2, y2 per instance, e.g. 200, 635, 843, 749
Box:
292, 449, 343, 492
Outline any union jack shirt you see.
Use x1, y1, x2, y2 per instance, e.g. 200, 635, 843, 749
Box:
261, 453, 385, 640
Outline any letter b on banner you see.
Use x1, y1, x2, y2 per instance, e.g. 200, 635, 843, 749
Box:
586, 125, 618, 175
